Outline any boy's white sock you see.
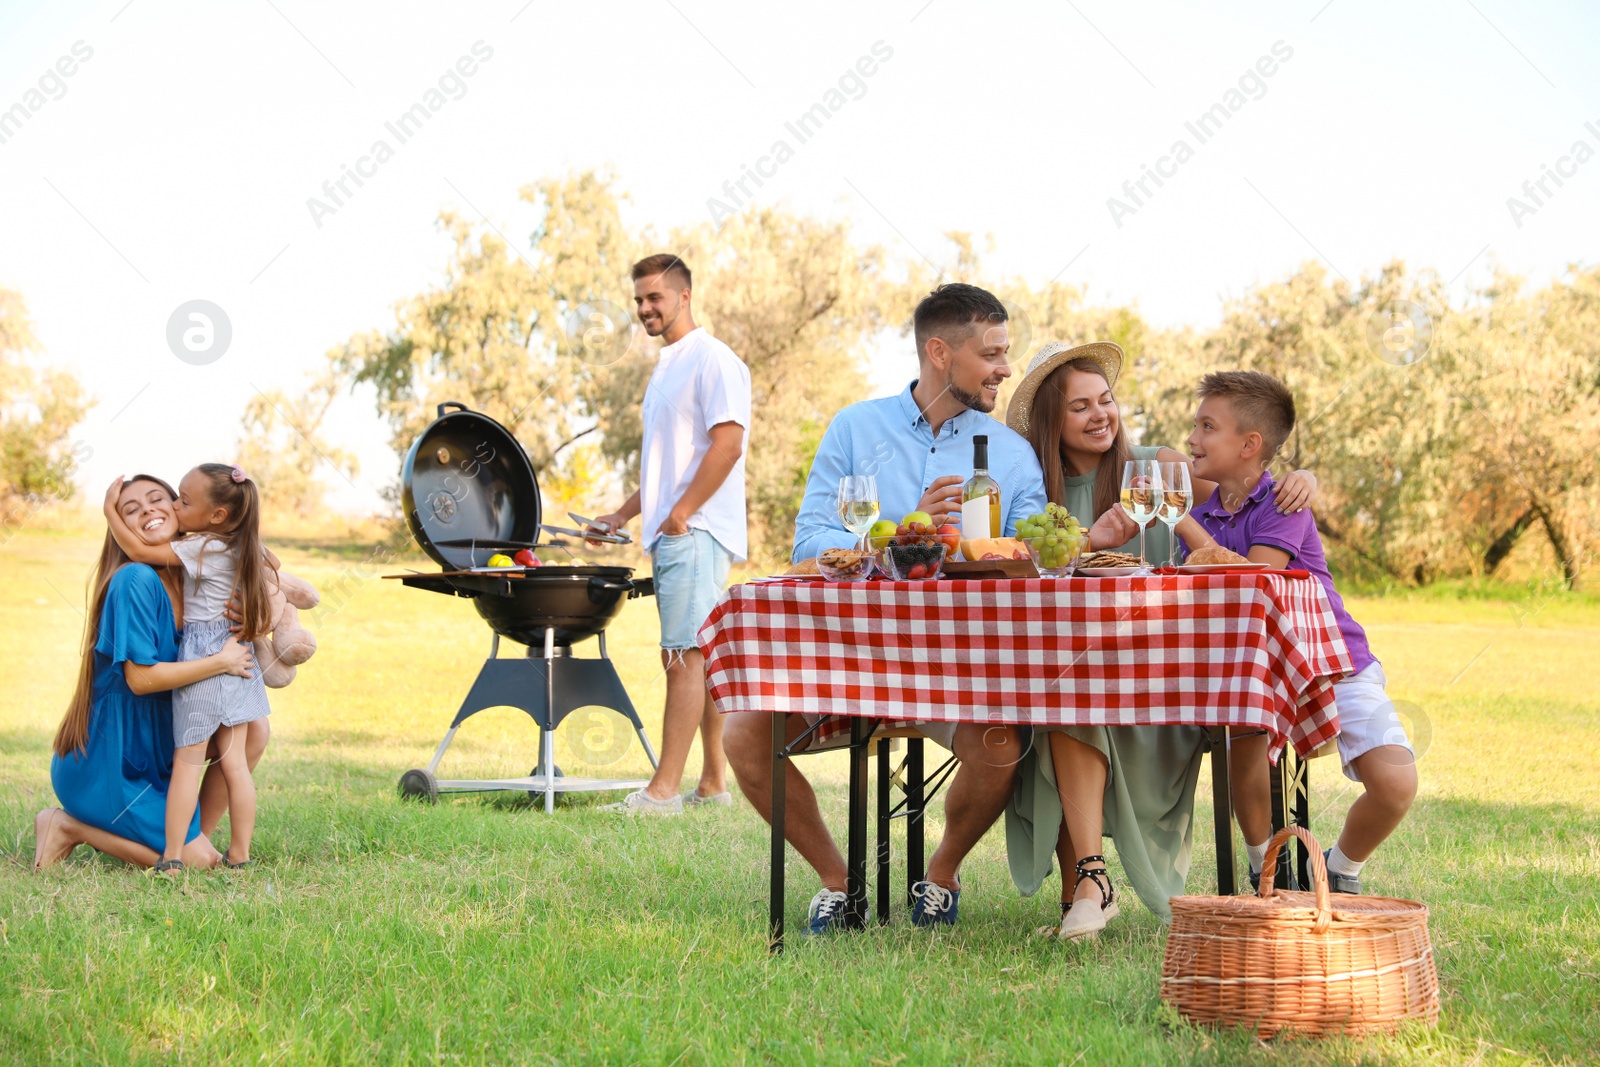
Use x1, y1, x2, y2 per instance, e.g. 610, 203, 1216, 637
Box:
1325, 843, 1365, 878
1245, 839, 1268, 874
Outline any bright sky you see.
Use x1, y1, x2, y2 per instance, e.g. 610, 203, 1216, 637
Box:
2, 0, 1596, 514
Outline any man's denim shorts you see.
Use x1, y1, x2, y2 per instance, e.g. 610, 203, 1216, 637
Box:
651, 528, 732, 650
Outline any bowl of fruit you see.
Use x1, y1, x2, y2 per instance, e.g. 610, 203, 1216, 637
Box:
869, 513, 961, 555
876, 540, 949, 581
1022, 531, 1088, 577
1015, 503, 1089, 577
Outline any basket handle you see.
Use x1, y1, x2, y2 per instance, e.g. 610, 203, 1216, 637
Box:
1257, 825, 1332, 933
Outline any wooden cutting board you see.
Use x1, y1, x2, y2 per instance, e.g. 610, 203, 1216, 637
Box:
942, 558, 1039, 580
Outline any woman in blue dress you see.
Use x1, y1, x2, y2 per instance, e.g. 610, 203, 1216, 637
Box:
33, 475, 268, 871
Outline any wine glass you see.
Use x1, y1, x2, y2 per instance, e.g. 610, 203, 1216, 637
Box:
836, 475, 880, 551
1155, 461, 1193, 569
1119, 460, 1159, 573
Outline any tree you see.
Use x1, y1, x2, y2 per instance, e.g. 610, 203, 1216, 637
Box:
338, 171, 898, 563
234, 371, 359, 519
0, 288, 89, 530
333, 172, 642, 496
1452, 267, 1600, 588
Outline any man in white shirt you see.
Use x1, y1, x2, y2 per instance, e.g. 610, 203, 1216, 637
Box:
590, 254, 751, 815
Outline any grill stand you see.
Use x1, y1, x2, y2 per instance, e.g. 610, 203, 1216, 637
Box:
400, 628, 658, 809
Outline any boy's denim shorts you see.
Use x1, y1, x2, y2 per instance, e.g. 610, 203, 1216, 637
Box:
651, 528, 732, 651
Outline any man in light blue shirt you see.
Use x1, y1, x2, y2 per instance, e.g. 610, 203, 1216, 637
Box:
792, 377, 1049, 560
724, 283, 1045, 935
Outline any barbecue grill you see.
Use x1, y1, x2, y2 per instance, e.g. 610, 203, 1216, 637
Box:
391, 402, 659, 810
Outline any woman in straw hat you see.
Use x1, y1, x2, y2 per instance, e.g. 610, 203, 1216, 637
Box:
1001, 340, 1318, 939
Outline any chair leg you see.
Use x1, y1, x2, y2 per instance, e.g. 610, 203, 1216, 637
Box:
906, 737, 925, 915
1209, 727, 1237, 896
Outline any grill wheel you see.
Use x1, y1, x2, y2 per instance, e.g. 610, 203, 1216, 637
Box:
398, 767, 439, 803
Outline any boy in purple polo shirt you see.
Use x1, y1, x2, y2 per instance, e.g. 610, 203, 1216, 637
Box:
1173, 371, 1416, 895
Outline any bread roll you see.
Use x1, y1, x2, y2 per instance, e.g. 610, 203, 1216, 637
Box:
1185, 544, 1251, 566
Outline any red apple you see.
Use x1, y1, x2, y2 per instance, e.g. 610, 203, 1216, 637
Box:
935, 524, 961, 555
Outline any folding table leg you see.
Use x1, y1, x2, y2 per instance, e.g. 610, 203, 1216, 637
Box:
1269, 748, 1313, 890
876, 739, 891, 926
1209, 727, 1237, 895
769, 712, 787, 955
906, 737, 925, 914
1293, 753, 1311, 888
846, 718, 870, 927
1268, 747, 1292, 889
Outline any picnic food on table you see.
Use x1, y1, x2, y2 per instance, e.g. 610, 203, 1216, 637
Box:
1078, 550, 1144, 569
817, 547, 875, 581
867, 519, 899, 549
878, 540, 947, 580
1014, 502, 1085, 541
876, 513, 954, 554
1016, 502, 1088, 570
960, 536, 1030, 561
1185, 544, 1251, 566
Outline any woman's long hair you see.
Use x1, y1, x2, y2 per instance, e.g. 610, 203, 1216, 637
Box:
1024, 358, 1133, 523
189, 463, 274, 644
54, 474, 178, 757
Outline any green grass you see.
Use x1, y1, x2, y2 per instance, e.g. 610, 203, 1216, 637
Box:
2, 528, 1598, 1065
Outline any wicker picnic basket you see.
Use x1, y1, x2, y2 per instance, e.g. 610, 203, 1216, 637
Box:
1161, 826, 1439, 1038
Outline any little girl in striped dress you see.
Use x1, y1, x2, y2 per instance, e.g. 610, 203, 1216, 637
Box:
105, 463, 276, 872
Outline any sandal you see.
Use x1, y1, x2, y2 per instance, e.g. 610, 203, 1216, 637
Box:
1053, 856, 1119, 941
153, 859, 185, 876
1035, 898, 1073, 938
222, 855, 250, 869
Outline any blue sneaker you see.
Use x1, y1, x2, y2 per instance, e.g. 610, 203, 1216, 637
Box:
806, 889, 853, 935
910, 881, 960, 926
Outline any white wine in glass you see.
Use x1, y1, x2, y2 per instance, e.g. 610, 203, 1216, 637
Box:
1155, 461, 1193, 568
1119, 460, 1159, 572
836, 475, 880, 550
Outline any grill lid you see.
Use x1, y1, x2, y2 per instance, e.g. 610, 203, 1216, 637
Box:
401, 402, 542, 572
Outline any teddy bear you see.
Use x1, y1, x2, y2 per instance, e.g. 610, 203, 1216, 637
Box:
260, 569, 319, 688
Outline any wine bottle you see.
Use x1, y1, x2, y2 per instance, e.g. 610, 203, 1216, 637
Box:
960, 434, 1001, 540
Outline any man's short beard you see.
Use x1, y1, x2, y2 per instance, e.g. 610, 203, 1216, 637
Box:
946, 370, 996, 413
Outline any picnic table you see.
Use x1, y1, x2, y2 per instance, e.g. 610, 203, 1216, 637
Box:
698, 570, 1353, 951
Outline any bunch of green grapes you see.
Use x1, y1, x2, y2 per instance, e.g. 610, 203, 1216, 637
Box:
1016, 503, 1087, 568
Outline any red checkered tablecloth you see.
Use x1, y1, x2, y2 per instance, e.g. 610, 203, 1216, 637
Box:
697, 573, 1353, 761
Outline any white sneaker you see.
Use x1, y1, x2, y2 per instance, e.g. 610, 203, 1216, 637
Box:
599, 789, 683, 815
682, 789, 733, 809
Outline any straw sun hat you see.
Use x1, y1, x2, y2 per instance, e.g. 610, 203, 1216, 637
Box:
1004, 340, 1126, 436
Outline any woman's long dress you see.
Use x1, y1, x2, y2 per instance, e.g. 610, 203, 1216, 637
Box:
50, 564, 201, 852
1005, 445, 1207, 921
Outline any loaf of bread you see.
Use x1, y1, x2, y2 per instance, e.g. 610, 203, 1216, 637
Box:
1185, 544, 1251, 566
785, 557, 821, 575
